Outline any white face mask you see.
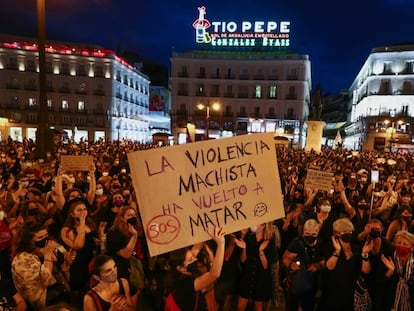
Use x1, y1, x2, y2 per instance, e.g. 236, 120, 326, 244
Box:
320, 205, 331, 213
250, 225, 258, 233
96, 189, 104, 196
102, 172, 109, 177
0, 211, 4, 221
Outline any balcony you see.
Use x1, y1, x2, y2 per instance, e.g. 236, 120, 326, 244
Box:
196, 74, 206, 78
287, 75, 298, 80
195, 91, 206, 97
238, 93, 249, 98
224, 92, 234, 98
93, 89, 105, 96
268, 75, 279, 80
25, 104, 38, 111
286, 94, 297, 100
59, 87, 71, 94
178, 72, 188, 78
225, 75, 235, 79
239, 74, 249, 80
75, 89, 87, 95
6, 83, 20, 89
254, 75, 264, 80
24, 84, 38, 91
177, 90, 188, 96
93, 109, 106, 115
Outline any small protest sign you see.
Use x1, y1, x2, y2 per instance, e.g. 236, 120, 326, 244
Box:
60, 155, 94, 171
305, 168, 334, 192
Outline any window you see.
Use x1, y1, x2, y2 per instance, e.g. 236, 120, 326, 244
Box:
78, 100, 85, 111
26, 59, 36, 72
255, 85, 262, 98
60, 63, 69, 74
269, 85, 277, 98
95, 65, 104, 77
28, 98, 37, 106
199, 67, 206, 78
47, 99, 53, 108
78, 64, 86, 76
62, 100, 69, 110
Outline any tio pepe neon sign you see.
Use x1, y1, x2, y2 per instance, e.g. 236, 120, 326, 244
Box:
192, 6, 290, 48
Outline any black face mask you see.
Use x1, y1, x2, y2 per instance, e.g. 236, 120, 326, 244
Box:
369, 229, 382, 239
187, 260, 199, 273
34, 237, 48, 249
127, 217, 137, 226
303, 235, 317, 245
28, 208, 39, 216
340, 233, 353, 243
401, 216, 412, 223
358, 204, 368, 210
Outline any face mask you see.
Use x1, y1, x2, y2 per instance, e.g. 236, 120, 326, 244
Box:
112, 184, 120, 190
113, 199, 124, 207
102, 172, 109, 177
320, 205, 331, 213
34, 237, 48, 249
303, 235, 317, 245
68, 177, 75, 184
0, 211, 4, 221
360, 177, 367, 183
358, 203, 368, 210
121, 169, 127, 174
390, 179, 396, 184
396, 245, 411, 257
28, 208, 39, 216
127, 217, 137, 226
187, 260, 199, 273
100, 271, 117, 283
339, 233, 353, 243
250, 225, 258, 233
401, 216, 412, 222
369, 229, 382, 239
95, 189, 103, 196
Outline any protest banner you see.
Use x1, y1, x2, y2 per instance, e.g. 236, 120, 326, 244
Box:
60, 155, 94, 171
305, 168, 334, 192
127, 133, 284, 257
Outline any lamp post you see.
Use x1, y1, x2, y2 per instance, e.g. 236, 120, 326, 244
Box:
197, 101, 220, 140
36, 0, 50, 157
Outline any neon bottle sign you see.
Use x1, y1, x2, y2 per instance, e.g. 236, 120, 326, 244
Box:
192, 6, 291, 48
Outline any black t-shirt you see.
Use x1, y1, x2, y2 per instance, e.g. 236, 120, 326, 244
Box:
174, 276, 204, 311
287, 236, 323, 267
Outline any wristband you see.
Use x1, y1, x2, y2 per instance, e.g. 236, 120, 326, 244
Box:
332, 251, 340, 257
361, 253, 369, 261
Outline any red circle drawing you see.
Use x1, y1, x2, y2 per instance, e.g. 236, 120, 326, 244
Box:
146, 214, 181, 245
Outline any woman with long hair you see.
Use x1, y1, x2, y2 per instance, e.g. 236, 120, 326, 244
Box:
386, 206, 414, 241
60, 198, 101, 305
12, 222, 75, 309
105, 206, 145, 284
166, 226, 226, 311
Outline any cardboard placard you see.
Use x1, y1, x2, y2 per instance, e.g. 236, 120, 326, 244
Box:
305, 168, 334, 192
127, 133, 284, 257
60, 155, 94, 171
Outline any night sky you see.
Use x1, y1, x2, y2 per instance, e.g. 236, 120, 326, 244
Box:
1, 0, 413, 94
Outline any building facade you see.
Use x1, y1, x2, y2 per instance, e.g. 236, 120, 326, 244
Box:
0, 34, 152, 143
170, 50, 311, 147
345, 44, 414, 151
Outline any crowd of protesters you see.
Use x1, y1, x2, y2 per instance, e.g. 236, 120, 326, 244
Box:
0, 137, 413, 311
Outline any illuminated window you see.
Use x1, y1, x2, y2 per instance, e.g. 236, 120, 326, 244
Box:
47, 99, 52, 108
62, 100, 69, 110
28, 98, 37, 106
251, 121, 262, 133
269, 85, 277, 98
78, 101, 85, 111
255, 85, 262, 98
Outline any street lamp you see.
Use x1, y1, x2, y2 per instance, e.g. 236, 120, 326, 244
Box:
197, 101, 220, 140
36, 0, 51, 157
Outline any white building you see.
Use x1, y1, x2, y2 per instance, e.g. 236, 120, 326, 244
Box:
346, 43, 414, 151
0, 34, 151, 143
170, 50, 311, 147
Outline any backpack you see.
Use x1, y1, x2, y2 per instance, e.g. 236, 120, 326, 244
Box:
164, 290, 199, 311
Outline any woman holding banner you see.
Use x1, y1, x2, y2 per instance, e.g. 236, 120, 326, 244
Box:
165, 226, 226, 311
